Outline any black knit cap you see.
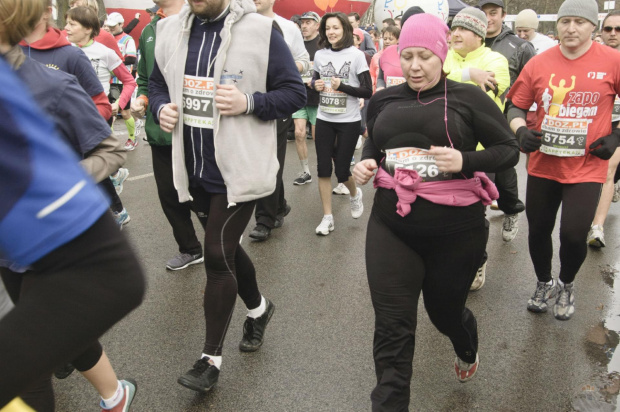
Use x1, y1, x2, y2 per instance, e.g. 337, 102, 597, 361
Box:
401, 6, 425, 27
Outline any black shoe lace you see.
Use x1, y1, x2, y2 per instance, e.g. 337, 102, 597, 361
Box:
243, 317, 256, 338
193, 357, 211, 373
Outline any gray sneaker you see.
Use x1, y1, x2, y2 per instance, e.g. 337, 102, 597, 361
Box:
553, 282, 575, 320
166, 253, 204, 271
502, 213, 519, 242
527, 280, 557, 313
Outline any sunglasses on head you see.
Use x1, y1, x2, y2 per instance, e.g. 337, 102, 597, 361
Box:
603, 26, 620, 32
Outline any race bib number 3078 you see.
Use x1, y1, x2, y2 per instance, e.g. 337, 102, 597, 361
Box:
182, 75, 214, 129
540, 115, 589, 157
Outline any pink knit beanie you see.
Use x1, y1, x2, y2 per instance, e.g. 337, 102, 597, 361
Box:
398, 13, 450, 64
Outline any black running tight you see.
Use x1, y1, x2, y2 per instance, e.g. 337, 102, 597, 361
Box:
366, 210, 485, 411
0, 213, 144, 410
188, 188, 262, 356
525, 175, 601, 284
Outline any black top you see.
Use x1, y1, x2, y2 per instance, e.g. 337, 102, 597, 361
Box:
304, 36, 320, 107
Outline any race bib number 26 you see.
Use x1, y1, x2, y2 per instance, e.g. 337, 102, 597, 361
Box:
383, 147, 452, 182
182, 75, 214, 129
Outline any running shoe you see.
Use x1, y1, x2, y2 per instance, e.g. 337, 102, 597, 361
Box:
166, 253, 204, 271
455, 353, 479, 382
249, 224, 271, 241
613, 181, 620, 203
350, 188, 364, 219
470, 262, 486, 291
527, 280, 557, 313
355, 135, 363, 150
315, 216, 334, 235
113, 208, 131, 228
274, 203, 292, 228
177, 358, 219, 393
239, 298, 276, 352
490, 200, 499, 210
587, 225, 606, 248
502, 213, 519, 242
293, 172, 312, 185
100, 379, 137, 411
111, 168, 129, 195
124, 138, 138, 151
553, 282, 575, 320
332, 183, 350, 195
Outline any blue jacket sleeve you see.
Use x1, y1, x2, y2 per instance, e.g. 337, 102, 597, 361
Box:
148, 59, 171, 124
251, 27, 307, 121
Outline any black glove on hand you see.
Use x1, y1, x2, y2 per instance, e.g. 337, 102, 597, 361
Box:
516, 126, 543, 153
589, 129, 620, 160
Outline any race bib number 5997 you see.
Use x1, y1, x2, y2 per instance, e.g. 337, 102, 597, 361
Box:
182, 75, 214, 129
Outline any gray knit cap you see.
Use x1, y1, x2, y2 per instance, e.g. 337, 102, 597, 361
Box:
557, 0, 599, 26
452, 7, 488, 39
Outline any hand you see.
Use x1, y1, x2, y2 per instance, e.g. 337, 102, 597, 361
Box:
135, 13, 141, 19
215, 84, 247, 116
515, 126, 542, 153
159, 103, 179, 133
589, 129, 620, 160
359, 99, 365, 110
314, 79, 325, 92
469, 68, 497, 92
130, 99, 146, 118
111, 102, 119, 116
331, 76, 341, 90
428, 146, 463, 173
353, 159, 378, 185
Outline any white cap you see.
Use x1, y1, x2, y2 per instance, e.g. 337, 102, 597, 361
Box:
105, 12, 124, 27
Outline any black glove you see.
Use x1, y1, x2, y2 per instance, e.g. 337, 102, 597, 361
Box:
516, 126, 543, 153
589, 129, 620, 160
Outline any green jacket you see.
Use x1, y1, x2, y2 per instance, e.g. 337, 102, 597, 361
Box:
137, 15, 171, 145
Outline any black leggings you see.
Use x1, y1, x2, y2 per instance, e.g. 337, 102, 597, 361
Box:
189, 188, 262, 356
0, 213, 144, 410
315, 119, 360, 183
98, 177, 124, 214
525, 175, 601, 284
366, 210, 485, 411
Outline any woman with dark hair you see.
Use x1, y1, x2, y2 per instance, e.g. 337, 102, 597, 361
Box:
353, 14, 519, 410
311, 12, 372, 235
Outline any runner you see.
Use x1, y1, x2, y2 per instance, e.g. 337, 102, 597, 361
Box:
291, 11, 321, 187
105, 12, 139, 151
515, 9, 557, 55
0, 6, 144, 411
372, 25, 400, 91
347, 12, 376, 56
353, 13, 518, 409
311, 12, 372, 235
586, 9, 620, 248
506, 0, 620, 320
65, 6, 137, 228
148, 0, 306, 392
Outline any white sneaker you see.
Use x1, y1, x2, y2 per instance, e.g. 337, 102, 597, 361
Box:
470, 262, 486, 291
315, 216, 334, 235
332, 183, 350, 195
587, 225, 606, 248
502, 213, 519, 242
350, 188, 364, 219
355, 135, 363, 150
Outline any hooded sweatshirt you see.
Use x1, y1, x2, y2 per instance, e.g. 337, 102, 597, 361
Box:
21, 27, 111, 120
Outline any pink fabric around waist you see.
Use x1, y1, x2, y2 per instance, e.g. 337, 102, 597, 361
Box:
373, 167, 499, 217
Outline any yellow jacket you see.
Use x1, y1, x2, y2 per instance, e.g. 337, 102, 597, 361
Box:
444, 45, 510, 111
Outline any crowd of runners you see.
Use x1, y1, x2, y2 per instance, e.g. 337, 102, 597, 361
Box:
1, 0, 619, 410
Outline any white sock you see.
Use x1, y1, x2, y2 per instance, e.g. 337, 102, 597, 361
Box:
247, 296, 266, 319
324, 214, 334, 220
546, 279, 554, 286
558, 278, 565, 287
101, 380, 124, 409
300, 159, 310, 174
202, 353, 222, 369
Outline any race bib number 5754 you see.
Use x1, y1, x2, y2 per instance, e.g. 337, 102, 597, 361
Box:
540, 115, 589, 157
182, 75, 214, 129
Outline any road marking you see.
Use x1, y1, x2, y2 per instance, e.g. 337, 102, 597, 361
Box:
127, 172, 154, 182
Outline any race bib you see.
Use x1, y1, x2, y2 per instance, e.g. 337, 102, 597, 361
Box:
383, 147, 452, 181
301, 62, 314, 84
182, 75, 214, 129
319, 78, 347, 114
540, 115, 589, 157
613, 95, 620, 123
386, 76, 405, 87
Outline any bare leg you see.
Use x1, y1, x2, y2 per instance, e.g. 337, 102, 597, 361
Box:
294, 118, 308, 165
343, 176, 358, 198
591, 148, 620, 227
318, 177, 333, 215
80, 351, 118, 399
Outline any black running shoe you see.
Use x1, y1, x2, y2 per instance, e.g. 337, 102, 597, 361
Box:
177, 358, 220, 393
239, 299, 275, 352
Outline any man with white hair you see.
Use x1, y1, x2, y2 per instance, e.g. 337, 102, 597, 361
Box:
515, 9, 556, 55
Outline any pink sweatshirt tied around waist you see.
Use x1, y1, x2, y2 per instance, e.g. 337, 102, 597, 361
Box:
373, 166, 499, 217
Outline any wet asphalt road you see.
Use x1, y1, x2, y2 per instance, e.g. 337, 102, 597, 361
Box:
37, 124, 620, 411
